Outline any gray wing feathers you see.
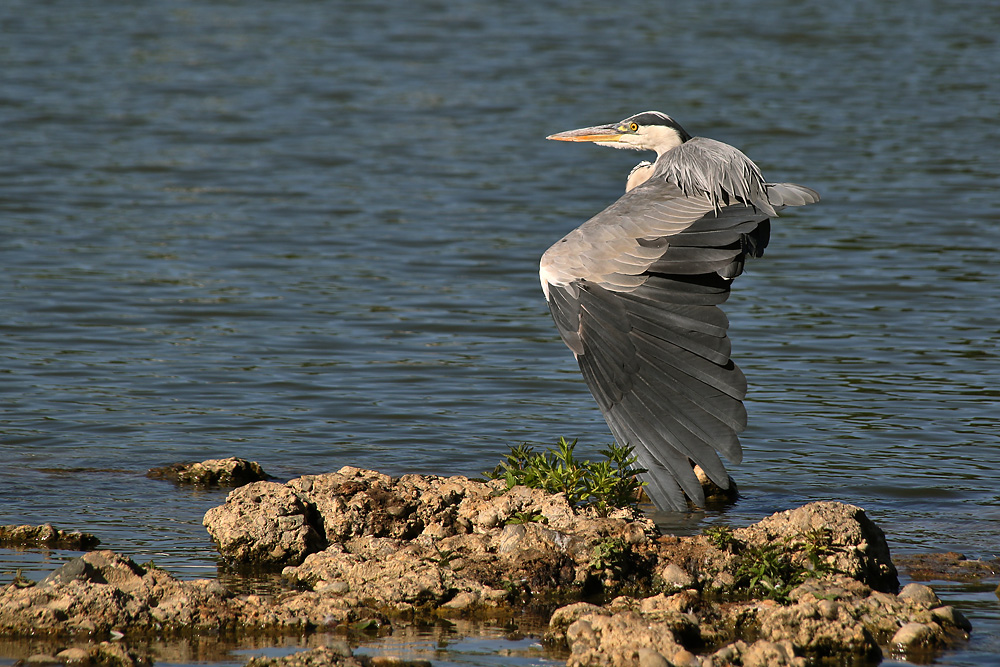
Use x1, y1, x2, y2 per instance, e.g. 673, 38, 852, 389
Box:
655, 138, 776, 216
540, 182, 717, 289
540, 143, 819, 511
548, 271, 749, 510
766, 182, 821, 207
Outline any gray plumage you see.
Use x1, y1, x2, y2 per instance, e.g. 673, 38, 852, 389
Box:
543, 112, 819, 511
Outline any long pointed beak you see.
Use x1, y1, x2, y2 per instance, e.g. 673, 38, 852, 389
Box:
546, 124, 624, 143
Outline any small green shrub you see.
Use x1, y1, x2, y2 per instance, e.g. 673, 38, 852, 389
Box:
703, 525, 838, 602
484, 437, 646, 516
506, 510, 547, 525
590, 537, 631, 573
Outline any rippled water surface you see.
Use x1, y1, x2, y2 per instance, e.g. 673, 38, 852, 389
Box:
2, 0, 998, 664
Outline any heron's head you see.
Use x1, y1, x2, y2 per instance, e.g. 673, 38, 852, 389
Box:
547, 111, 692, 157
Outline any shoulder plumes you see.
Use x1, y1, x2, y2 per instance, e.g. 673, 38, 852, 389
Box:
655, 138, 775, 216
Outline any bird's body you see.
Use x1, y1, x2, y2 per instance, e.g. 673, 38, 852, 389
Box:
543, 111, 818, 511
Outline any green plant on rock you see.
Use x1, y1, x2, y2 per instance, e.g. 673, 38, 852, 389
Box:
506, 510, 547, 525
704, 525, 740, 552
484, 437, 647, 516
702, 525, 839, 603
427, 544, 463, 572
590, 537, 631, 573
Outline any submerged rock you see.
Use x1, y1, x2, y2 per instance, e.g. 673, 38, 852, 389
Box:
0, 524, 99, 551
245, 645, 430, 667
146, 457, 270, 487
896, 551, 1000, 582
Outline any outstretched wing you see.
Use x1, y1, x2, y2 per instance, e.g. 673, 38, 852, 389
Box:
541, 176, 814, 510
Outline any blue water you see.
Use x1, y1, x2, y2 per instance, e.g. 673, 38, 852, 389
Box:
2, 0, 998, 664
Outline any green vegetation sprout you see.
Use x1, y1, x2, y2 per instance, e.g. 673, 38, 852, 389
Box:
704, 525, 838, 602
485, 437, 647, 516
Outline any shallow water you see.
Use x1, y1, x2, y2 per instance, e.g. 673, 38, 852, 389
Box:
1, 0, 998, 664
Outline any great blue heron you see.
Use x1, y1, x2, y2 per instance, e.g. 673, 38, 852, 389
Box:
542, 111, 819, 512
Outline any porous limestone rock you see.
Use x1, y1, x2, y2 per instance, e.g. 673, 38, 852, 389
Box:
204, 481, 325, 565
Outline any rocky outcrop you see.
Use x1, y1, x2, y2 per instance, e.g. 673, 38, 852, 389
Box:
205, 466, 658, 610
146, 457, 271, 487
0, 524, 99, 551
0, 550, 384, 640
551, 576, 971, 666
0, 467, 974, 667
204, 482, 325, 565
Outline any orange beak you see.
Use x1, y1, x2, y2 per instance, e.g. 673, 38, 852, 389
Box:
546, 124, 625, 143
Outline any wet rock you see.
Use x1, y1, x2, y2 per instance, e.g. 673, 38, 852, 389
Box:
892, 621, 936, 648
90, 642, 152, 667
0, 549, 386, 640
245, 645, 430, 667
0, 525, 99, 551
932, 605, 972, 632
896, 551, 999, 582
147, 457, 270, 487
898, 582, 940, 606
692, 464, 738, 504
204, 482, 326, 565
740, 640, 805, 667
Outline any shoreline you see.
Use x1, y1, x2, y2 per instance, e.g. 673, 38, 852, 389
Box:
0, 460, 994, 667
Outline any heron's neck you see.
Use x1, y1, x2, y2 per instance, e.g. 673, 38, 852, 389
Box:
645, 126, 686, 157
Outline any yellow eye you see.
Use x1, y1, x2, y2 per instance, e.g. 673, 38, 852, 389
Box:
629, 122, 639, 132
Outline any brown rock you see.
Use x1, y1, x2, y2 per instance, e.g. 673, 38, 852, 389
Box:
147, 457, 270, 487
204, 481, 325, 565
657, 563, 694, 590
931, 605, 972, 632
0, 524, 99, 551
898, 582, 940, 606
562, 611, 686, 667
548, 602, 609, 639
757, 596, 881, 659
740, 640, 805, 667
245, 645, 430, 667
54, 648, 90, 664
896, 551, 999, 582
892, 621, 936, 648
